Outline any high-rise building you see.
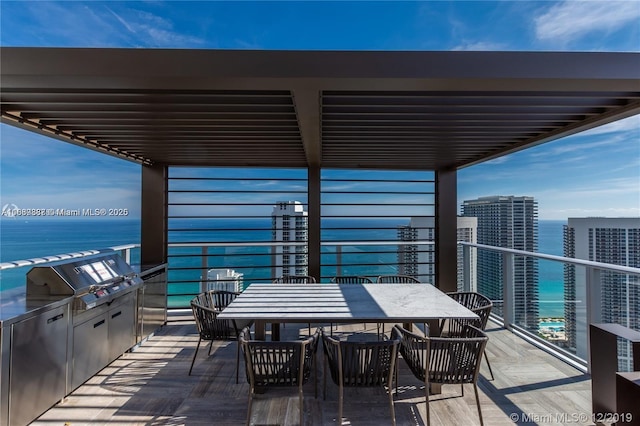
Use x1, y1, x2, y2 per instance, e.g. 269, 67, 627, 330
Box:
203, 268, 244, 293
461, 195, 539, 330
397, 216, 477, 290
563, 217, 640, 364
271, 201, 309, 278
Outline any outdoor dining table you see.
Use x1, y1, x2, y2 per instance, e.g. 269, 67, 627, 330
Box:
217, 283, 478, 341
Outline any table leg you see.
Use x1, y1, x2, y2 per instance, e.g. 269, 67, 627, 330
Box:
272, 323, 280, 341
255, 320, 266, 340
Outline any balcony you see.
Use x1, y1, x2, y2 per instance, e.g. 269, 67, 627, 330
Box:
3, 238, 639, 425
1, 47, 639, 425
30, 321, 593, 425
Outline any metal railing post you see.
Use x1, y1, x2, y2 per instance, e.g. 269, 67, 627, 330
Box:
120, 248, 131, 264
502, 251, 514, 330
462, 244, 472, 292
585, 267, 603, 369
336, 246, 342, 277
200, 246, 209, 293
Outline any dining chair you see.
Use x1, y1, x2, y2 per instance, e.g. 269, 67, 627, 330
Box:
376, 274, 420, 283
392, 324, 488, 426
189, 290, 253, 384
376, 274, 420, 336
441, 292, 494, 380
273, 275, 316, 335
239, 326, 320, 426
321, 329, 400, 426
330, 276, 373, 332
331, 275, 373, 284
273, 275, 317, 283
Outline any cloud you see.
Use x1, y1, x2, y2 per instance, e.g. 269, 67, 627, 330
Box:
16, 2, 205, 48
534, 1, 640, 43
452, 41, 509, 51
579, 115, 640, 137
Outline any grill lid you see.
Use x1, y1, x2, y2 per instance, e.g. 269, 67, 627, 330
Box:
26, 252, 142, 309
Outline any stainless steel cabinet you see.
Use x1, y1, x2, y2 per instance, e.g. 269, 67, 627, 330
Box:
10, 305, 69, 426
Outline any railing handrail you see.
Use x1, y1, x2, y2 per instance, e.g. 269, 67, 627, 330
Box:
168, 240, 435, 248
4, 240, 638, 277
0, 243, 140, 271
459, 241, 640, 276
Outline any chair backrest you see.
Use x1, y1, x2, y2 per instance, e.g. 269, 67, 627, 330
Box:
376, 275, 420, 283
190, 297, 237, 340
447, 292, 493, 333
239, 327, 319, 387
392, 324, 488, 385
322, 331, 399, 388
206, 289, 240, 310
331, 276, 373, 284
273, 275, 317, 283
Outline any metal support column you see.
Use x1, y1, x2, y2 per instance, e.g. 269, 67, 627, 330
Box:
435, 169, 457, 292
307, 166, 321, 281
141, 163, 168, 265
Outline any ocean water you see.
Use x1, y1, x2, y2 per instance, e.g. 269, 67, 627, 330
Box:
0, 219, 141, 292
0, 218, 566, 317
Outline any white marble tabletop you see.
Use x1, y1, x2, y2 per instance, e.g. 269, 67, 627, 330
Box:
218, 283, 478, 323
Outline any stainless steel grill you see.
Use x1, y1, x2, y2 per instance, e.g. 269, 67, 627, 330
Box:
27, 252, 143, 315
25, 252, 143, 390
2, 253, 165, 426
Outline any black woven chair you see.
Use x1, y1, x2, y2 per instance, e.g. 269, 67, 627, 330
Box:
189, 290, 253, 383
331, 275, 373, 284
322, 329, 400, 426
392, 324, 488, 426
330, 276, 373, 332
273, 275, 316, 335
376, 275, 420, 336
376, 274, 420, 283
239, 327, 320, 426
441, 292, 494, 380
273, 275, 317, 283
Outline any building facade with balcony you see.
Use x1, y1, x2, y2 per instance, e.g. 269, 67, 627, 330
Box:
271, 201, 309, 278
397, 216, 477, 289
204, 268, 244, 293
563, 217, 640, 364
462, 195, 539, 330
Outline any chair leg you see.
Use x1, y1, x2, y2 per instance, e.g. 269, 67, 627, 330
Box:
246, 388, 254, 426
388, 380, 396, 426
299, 384, 304, 426
461, 383, 464, 396
425, 378, 431, 426
484, 350, 494, 380
338, 384, 344, 426
188, 336, 202, 376
207, 339, 214, 356
473, 383, 484, 426
236, 340, 240, 384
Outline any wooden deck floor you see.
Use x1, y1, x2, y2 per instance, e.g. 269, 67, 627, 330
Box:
33, 320, 594, 426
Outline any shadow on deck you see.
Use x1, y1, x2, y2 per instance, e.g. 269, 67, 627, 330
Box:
33, 320, 594, 426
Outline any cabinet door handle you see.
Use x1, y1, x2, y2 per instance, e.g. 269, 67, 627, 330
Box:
47, 313, 64, 324
111, 311, 122, 319
94, 319, 106, 328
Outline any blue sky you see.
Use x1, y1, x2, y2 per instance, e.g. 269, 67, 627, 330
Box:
1, 1, 639, 221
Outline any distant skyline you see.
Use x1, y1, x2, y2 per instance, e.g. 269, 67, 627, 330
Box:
1, 1, 639, 221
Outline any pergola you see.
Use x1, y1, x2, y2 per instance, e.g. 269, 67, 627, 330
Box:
2, 48, 639, 291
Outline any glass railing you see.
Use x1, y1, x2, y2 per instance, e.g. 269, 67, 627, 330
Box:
459, 242, 640, 370
0, 244, 140, 293
3, 239, 638, 371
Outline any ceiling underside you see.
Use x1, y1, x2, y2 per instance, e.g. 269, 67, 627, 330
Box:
2, 48, 639, 170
